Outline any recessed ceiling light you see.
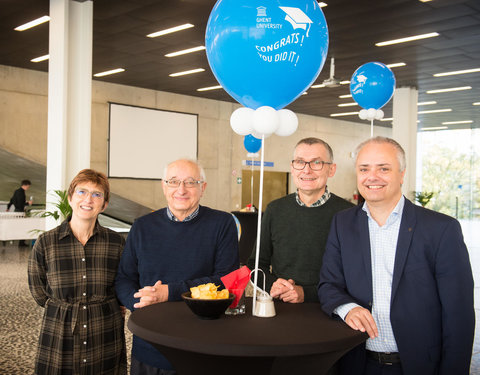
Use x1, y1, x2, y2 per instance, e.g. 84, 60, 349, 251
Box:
473, 102, 480, 106
419, 0, 433, 2
15, 16, 50, 31
330, 112, 359, 117
94, 68, 125, 77
376, 32, 439, 47
165, 46, 206, 57
337, 102, 358, 107
147, 23, 194, 38
197, 85, 222, 92
318, 2, 328, 7
339, 94, 352, 98
31, 54, 49, 63
169, 68, 205, 77
417, 101, 437, 106
426, 86, 471, 94
386, 62, 406, 68
441, 120, 473, 125
433, 68, 480, 77
311, 83, 326, 88
418, 108, 452, 114
421, 126, 448, 131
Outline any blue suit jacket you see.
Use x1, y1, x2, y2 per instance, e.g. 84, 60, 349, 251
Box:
318, 198, 474, 375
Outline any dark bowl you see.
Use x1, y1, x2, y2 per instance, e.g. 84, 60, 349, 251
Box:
181, 292, 235, 320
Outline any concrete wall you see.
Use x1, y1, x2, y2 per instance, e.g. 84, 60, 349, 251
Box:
0, 64, 391, 212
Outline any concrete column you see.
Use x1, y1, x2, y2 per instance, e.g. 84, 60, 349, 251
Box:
66, 0, 93, 184
46, 0, 93, 229
392, 87, 418, 201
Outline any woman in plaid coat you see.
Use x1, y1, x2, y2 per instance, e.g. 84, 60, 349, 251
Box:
28, 169, 127, 375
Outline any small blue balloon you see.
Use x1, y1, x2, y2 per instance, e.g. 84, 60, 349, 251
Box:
350, 62, 396, 110
244, 135, 262, 153
206, 0, 329, 110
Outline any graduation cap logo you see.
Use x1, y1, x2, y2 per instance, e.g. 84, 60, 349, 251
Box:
279, 7, 313, 37
356, 74, 368, 83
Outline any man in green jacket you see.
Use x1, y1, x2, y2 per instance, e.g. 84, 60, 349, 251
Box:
248, 137, 353, 303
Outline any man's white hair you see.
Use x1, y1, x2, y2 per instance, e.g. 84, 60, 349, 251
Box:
163, 159, 207, 181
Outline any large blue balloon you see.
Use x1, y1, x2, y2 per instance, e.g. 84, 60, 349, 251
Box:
244, 134, 262, 153
350, 62, 396, 110
206, 0, 329, 110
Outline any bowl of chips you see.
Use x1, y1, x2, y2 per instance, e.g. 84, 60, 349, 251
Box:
182, 283, 235, 320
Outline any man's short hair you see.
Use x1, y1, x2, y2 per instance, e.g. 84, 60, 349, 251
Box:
294, 137, 334, 162
67, 169, 110, 202
163, 159, 207, 182
21, 179, 31, 186
355, 136, 406, 172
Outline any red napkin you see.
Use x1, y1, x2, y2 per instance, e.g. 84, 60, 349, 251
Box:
221, 265, 251, 308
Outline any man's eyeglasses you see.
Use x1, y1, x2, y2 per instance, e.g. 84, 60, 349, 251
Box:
163, 179, 204, 188
75, 189, 104, 199
291, 159, 332, 171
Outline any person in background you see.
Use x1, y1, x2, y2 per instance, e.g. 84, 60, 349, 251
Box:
115, 159, 239, 375
318, 136, 474, 375
248, 137, 353, 303
28, 169, 127, 375
7, 179, 32, 212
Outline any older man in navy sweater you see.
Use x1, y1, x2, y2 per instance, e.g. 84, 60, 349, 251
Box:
116, 159, 239, 375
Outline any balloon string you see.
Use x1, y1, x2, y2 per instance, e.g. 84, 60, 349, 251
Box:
252, 134, 265, 316
370, 119, 373, 138
250, 155, 254, 209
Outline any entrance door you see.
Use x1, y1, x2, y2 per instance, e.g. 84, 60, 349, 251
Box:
241, 170, 289, 212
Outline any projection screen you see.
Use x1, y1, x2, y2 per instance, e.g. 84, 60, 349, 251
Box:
108, 103, 198, 179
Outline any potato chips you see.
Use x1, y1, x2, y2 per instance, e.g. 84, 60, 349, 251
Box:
190, 283, 230, 300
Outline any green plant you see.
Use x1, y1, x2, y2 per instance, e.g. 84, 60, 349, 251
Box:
30, 190, 72, 236
42, 190, 72, 221
414, 191, 435, 207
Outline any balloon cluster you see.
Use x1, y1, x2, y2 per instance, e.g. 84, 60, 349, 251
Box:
350, 62, 395, 121
359, 108, 384, 121
231, 107, 299, 140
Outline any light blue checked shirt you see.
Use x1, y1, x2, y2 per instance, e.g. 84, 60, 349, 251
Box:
335, 196, 405, 352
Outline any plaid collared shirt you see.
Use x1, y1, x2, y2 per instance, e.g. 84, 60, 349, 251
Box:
166, 206, 200, 222
28, 219, 127, 374
295, 187, 331, 207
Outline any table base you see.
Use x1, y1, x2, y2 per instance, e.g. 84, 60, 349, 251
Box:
152, 343, 349, 375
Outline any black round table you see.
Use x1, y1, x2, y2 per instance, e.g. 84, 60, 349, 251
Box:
127, 298, 367, 375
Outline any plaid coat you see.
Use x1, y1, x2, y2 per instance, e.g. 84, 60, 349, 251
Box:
28, 219, 127, 375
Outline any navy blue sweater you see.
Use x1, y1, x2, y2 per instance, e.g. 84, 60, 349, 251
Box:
115, 205, 239, 369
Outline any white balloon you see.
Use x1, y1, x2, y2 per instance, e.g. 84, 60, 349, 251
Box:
251, 130, 272, 139
275, 109, 298, 137
367, 108, 376, 120
359, 109, 368, 120
230, 107, 254, 135
253, 106, 279, 135
374, 109, 384, 120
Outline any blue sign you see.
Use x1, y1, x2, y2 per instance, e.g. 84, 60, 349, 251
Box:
244, 160, 274, 167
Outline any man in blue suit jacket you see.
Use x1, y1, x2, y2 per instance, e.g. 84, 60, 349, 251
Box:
318, 137, 474, 375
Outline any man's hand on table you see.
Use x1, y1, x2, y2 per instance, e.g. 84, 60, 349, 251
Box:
345, 306, 378, 339
134, 280, 169, 308
270, 278, 304, 303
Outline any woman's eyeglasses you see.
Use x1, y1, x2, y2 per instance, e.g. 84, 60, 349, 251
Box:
75, 189, 104, 199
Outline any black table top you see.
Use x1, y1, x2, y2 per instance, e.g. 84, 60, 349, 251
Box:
128, 298, 367, 358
